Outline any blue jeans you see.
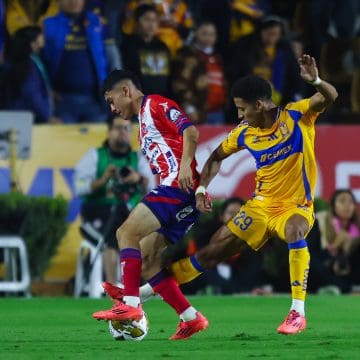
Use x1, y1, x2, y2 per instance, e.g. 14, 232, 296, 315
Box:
55, 93, 108, 123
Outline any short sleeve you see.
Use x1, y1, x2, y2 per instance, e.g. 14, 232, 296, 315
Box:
286, 98, 320, 126
152, 98, 193, 135
221, 125, 247, 155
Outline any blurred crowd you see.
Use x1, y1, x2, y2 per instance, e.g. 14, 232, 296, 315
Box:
0, 0, 360, 124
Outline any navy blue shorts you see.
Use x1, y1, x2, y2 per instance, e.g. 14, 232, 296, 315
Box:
142, 185, 200, 244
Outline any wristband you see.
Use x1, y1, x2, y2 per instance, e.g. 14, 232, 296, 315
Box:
308, 76, 322, 86
195, 185, 206, 195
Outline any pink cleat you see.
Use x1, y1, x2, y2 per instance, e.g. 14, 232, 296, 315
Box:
277, 310, 306, 335
102, 282, 124, 301
93, 301, 142, 321
170, 312, 209, 340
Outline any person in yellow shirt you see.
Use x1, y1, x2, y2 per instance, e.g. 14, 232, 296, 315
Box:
172, 54, 338, 335
122, 0, 193, 57
6, 0, 58, 36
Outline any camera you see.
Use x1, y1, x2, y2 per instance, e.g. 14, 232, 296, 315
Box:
118, 166, 131, 178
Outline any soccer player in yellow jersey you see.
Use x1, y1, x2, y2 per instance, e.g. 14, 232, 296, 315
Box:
173, 54, 338, 334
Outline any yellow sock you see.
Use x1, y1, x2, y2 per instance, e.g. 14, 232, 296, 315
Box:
289, 240, 310, 301
170, 256, 203, 285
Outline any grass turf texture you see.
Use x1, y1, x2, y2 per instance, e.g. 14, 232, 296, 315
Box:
1, 295, 359, 359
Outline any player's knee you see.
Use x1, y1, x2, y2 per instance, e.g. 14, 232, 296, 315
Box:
116, 222, 142, 248
285, 222, 305, 243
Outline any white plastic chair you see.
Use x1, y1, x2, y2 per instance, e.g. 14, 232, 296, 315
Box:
0, 236, 31, 297
74, 224, 104, 298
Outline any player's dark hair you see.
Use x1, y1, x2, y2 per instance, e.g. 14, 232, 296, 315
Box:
102, 69, 142, 95
231, 75, 272, 102
330, 189, 359, 226
134, 4, 157, 21
220, 197, 245, 215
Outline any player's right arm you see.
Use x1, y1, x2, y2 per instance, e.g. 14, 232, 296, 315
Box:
196, 126, 245, 213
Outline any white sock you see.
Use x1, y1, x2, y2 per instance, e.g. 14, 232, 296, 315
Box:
123, 296, 140, 308
140, 283, 154, 303
117, 283, 154, 304
180, 306, 197, 321
290, 299, 305, 316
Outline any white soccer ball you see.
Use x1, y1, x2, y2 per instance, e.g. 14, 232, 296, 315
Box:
108, 311, 149, 341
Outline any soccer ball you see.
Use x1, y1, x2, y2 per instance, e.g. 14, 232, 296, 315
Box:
108, 311, 149, 341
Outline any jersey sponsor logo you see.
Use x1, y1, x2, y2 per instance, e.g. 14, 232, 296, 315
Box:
176, 205, 194, 222
165, 151, 177, 172
260, 144, 292, 163
142, 137, 152, 152
168, 107, 182, 122
159, 102, 169, 111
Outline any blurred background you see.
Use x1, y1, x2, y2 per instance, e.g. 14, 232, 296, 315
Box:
0, 0, 359, 298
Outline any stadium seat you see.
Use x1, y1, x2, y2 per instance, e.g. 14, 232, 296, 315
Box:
74, 223, 104, 298
0, 236, 31, 297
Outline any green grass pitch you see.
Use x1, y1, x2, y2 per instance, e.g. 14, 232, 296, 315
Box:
1, 295, 359, 359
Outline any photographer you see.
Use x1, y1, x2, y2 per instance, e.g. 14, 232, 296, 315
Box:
74, 115, 154, 284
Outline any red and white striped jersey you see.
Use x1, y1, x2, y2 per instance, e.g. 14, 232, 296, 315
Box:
138, 94, 199, 189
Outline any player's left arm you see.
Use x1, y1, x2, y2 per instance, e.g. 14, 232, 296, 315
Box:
299, 54, 338, 113
179, 125, 199, 193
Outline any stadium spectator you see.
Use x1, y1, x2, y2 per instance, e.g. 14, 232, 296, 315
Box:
4, 26, 56, 123
228, 16, 302, 106
305, 0, 358, 64
229, 0, 270, 43
5, 0, 58, 36
122, 0, 193, 57
86, 0, 123, 70
74, 115, 154, 284
316, 189, 360, 293
189, 0, 232, 59
42, 0, 108, 123
121, 3, 171, 96
192, 21, 227, 124
0, 0, 5, 63
351, 36, 360, 113
171, 45, 207, 124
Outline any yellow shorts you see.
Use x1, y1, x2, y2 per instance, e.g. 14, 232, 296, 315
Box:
226, 198, 315, 250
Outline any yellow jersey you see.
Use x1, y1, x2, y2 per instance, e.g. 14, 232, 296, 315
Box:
221, 99, 321, 206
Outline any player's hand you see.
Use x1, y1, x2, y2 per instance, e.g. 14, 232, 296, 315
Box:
178, 165, 194, 193
298, 54, 319, 83
196, 192, 212, 213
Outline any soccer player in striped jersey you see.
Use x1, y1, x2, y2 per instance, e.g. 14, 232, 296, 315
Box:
92, 69, 208, 340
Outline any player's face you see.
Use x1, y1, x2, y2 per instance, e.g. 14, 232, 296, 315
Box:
334, 192, 356, 221
233, 97, 264, 125
105, 86, 133, 120
108, 117, 132, 150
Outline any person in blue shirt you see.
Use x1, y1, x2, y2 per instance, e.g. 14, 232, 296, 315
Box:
42, 0, 109, 123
